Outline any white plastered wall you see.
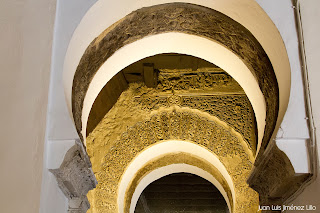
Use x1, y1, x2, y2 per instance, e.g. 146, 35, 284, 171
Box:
0, 0, 56, 212
39, 1, 98, 213
289, 0, 320, 209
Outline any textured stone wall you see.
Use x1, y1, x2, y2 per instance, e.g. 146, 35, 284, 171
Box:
86, 83, 259, 213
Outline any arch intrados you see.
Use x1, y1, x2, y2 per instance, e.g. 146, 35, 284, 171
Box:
130, 165, 231, 213
117, 140, 235, 213
82, 33, 266, 152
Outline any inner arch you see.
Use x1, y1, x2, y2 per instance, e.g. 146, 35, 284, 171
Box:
134, 172, 229, 213
86, 53, 258, 153
83, 44, 265, 151
117, 140, 238, 213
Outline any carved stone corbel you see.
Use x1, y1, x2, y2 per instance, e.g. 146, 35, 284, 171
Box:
50, 140, 97, 213
248, 140, 310, 208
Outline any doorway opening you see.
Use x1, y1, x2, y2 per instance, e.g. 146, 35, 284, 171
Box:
135, 173, 229, 213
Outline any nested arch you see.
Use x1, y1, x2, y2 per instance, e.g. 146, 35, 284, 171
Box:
120, 147, 234, 213
63, 2, 288, 156
82, 36, 265, 152
133, 171, 229, 212
86, 107, 259, 213
129, 163, 231, 213
59, 1, 296, 212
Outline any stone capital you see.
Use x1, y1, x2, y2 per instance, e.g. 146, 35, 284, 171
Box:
50, 140, 97, 213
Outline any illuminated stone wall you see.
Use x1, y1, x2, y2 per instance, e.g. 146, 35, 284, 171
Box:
86, 81, 259, 213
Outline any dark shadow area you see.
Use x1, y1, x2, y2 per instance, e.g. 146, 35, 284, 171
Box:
135, 173, 229, 213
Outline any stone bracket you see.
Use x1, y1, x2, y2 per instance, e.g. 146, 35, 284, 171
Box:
248, 139, 311, 206
50, 140, 97, 213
